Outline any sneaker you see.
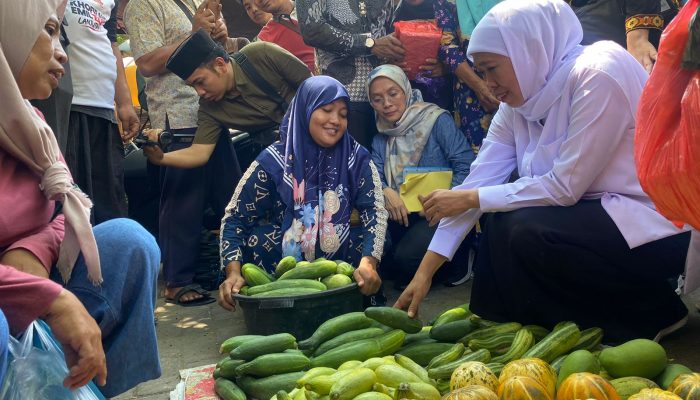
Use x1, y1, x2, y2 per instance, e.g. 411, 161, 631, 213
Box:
653, 314, 689, 342
444, 248, 475, 287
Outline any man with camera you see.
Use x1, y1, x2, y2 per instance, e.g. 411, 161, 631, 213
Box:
124, 0, 243, 306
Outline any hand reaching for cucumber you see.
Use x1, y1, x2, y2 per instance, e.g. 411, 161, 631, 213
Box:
394, 250, 448, 318
353, 256, 381, 295
218, 261, 246, 311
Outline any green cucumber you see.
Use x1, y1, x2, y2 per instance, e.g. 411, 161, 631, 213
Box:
219, 359, 246, 379
214, 378, 246, 400
321, 274, 353, 289
314, 327, 385, 356
235, 352, 310, 377
427, 343, 465, 369
247, 279, 327, 296
275, 256, 298, 278
236, 371, 305, 400
299, 312, 374, 351
278, 260, 337, 280
220, 334, 264, 354
242, 263, 274, 286
491, 328, 535, 364
426, 349, 492, 379
467, 333, 516, 354
458, 322, 522, 344
251, 287, 324, 297
522, 325, 550, 342
229, 333, 297, 361
396, 342, 455, 367
570, 327, 603, 352
522, 321, 581, 363
432, 306, 471, 328
429, 319, 475, 342
365, 307, 423, 334
309, 330, 405, 369
394, 354, 432, 384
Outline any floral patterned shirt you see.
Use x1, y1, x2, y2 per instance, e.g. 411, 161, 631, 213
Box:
295, 0, 396, 102
220, 159, 387, 268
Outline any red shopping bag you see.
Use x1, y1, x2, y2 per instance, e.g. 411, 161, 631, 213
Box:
393, 20, 442, 80
635, 0, 700, 229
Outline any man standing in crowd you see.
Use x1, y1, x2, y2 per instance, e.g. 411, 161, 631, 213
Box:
242, 0, 273, 31
254, 0, 316, 73
295, 0, 403, 147
63, 0, 139, 223
125, 0, 241, 306
140, 30, 311, 169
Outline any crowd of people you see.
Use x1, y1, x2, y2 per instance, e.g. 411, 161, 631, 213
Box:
0, 0, 695, 397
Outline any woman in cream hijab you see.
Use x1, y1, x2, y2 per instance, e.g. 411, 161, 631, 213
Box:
0, 0, 161, 395
396, 0, 692, 344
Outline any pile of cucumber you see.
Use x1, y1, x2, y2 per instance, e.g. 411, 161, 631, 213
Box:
237, 257, 356, 298
213, 304, 698, 399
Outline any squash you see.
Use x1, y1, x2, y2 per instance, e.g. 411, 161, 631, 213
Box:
556, 372, 620, 400
499, 358, 557, 398
450, 361, 499, 392
668, 373, 700, 400
497, 376, 553, 400
628, 388, 683, 400
442, 385, 499, 400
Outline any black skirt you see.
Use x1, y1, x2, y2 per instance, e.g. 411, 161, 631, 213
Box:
469, 200, 690, 344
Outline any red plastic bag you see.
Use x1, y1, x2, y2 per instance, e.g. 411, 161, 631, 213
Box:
393, 20, 442, 80
635, 0, 700, 229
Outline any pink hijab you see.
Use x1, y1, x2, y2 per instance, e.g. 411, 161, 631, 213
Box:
0, 0, 102, 284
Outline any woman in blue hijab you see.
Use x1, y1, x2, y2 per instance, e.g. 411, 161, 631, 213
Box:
218, 76, 388, 310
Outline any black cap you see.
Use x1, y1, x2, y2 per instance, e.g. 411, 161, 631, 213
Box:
166, 29, 221, 81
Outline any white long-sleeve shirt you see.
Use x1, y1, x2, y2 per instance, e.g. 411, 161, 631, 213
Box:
429, 45, 688, 261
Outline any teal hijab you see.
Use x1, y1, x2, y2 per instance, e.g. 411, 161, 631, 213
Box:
456, 0, 503, 39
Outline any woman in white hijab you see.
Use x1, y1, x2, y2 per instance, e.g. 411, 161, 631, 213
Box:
0, 0, 161, 395
395, 0, 692, 343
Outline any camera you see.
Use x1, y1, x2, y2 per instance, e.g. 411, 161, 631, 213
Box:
132, 130, 173, 147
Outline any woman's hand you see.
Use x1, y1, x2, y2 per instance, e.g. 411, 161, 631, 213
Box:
455, 62, 500, 112
353, 257, 381, 295
419, 188, 479, 227
383, 187, 410, 227
43, 289, 107, 390
418, 58, 446, 78
0, 249, 48, 278
626, 29, 657, 73
394, 251, 447, 317
473, 81, 500, 112
218, 262, 246, 311
372, 34, 406, 62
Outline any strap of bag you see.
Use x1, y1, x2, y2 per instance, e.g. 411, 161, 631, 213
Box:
231, 52, 289, 113
172, 0, 195, 22
275, 15, 302, 35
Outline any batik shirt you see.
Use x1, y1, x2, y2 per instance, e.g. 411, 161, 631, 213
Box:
220, 159, 387, 270
295, 0, 396, 102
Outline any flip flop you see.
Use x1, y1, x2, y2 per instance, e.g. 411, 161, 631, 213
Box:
165, 284, 216, 307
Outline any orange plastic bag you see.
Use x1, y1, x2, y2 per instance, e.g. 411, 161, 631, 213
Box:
635, 0, 700, 229
393, 20, 442, 80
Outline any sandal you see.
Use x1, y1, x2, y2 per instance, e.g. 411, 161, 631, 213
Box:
164, 284, 216, 307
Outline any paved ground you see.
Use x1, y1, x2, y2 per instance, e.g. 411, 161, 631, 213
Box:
115, 279, 700, 400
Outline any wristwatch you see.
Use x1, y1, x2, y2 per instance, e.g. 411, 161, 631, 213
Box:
365, 36, 375, 50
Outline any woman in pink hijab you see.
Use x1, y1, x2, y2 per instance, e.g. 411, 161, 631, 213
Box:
0, 0, 161, 396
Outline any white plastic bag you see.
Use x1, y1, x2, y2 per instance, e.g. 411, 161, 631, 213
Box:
0, 320, 104, 400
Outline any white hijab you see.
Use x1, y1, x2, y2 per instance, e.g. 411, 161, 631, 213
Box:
466, 0, 586, 122
0, 0, 103, 284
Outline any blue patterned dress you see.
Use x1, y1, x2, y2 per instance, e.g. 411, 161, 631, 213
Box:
434, 0, 494, 152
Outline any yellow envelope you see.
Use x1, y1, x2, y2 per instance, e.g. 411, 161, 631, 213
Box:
400, 171, 453, 213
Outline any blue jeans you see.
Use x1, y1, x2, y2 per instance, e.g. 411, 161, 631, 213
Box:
0, 309, 7, 387
57, 218, 161, 397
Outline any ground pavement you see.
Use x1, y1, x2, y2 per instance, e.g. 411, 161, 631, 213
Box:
115, 279, 700, 399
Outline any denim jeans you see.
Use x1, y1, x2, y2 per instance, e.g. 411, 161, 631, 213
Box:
0, 309, 7, 388
57, 218, 162, 397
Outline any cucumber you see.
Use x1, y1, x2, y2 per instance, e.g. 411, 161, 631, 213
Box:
429, 319, 475, 342
336, 262, 355, 277
467, 333, 516, 354
469, 316, 500, 329
242, 263, 274, 286
435, 379, 450, 395
297, 367, 337, 387
522, 325, 550, 342
372, 383, 397, 398
299, 312, 374, 351
314, 327, 385, 356
427, 343, 465, 369
329, 367, 377, 400
219, 359, 246, 379
394, 354, 432, 384
522, 321, 581, 363
432, 306, 471, 328
375, 364, 423, 387
352, 393, 393, 400
220, 334, 264, 354
275, 256, 298, 278
403, 328, 432, 346
396, 382, 441, 400
276, 390, 293, 400
309, 330, 405, 369
236, 371, 305, 400
550, 354, 567, 373
553, 321, 576, 331
247, 279, 327, 296
213, 368, 221, 379
491, 328, 535, 364
214, 378, 246, 400
239, 286, 250, 296
396, 342, 455, 367
458, 322, 522, 344
365, 307, 423, 334
426, 349, 492, 380
251, 287, 324, 297
279, 260, 337, 280
428, 303, 469, 325
321, 274, 353, 289
229, 333, 297, 361
570, 327, 603, 352
235, 352, 310, 377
